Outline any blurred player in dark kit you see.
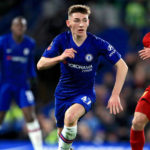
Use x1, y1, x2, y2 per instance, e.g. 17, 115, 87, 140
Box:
0, 17, 43, 150
37, 4, 128, 150
130, 32, 150, 150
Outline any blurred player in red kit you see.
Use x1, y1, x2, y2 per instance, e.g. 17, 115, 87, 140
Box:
130, 32, 150, 150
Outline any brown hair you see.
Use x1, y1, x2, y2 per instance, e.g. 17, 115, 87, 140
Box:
68, 4, 91, 17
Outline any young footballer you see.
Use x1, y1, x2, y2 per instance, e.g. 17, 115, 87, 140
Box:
37, 5, 128, 150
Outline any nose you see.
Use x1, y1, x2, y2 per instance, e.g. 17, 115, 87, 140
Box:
79, 21, 84, 27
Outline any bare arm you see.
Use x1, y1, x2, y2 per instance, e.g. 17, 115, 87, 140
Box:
107, 58, 128, 115
139, 47, 150, 60
37, 48, 77, 70
37, 56, 62, 70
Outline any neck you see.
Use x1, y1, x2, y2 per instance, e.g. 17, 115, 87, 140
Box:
12, 34, 23, 43
72, 33, 87, 46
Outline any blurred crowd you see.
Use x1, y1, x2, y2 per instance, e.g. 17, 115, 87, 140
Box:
0, 0, 150, 145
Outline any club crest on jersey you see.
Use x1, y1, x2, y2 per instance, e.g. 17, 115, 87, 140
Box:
23, 48, 30, 55
85, 54, 93, 62
6, 49, 12, 54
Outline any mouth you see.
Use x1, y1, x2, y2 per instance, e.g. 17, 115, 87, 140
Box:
78, 29, 84, 32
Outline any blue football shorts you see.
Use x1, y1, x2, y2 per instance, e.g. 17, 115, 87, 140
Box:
0, 83, 35, 111
55, 94, 95, 128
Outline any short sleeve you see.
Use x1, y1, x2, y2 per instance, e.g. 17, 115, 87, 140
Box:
97, 37, 121, 65
42, 35, 61, 58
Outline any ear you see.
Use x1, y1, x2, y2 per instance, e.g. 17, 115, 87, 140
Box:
66, 20, 71, 28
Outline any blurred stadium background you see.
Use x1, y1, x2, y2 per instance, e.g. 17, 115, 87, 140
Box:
0, 0, 150, 149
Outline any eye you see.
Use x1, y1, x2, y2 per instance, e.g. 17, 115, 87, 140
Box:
83, 18, 88, 22
74, 18, 80, 22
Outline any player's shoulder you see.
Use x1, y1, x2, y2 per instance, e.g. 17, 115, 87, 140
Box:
52, 31, 71, 45
88, 32, 105, 42
0, 33, 11, 41
24, 35, 35, 45
87, 32, 107, 46
55, 31, 71, 40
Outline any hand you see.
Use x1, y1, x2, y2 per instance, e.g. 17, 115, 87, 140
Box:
106, 95, 123, 115
139, 47, 150, 60
59, 48, 77, 61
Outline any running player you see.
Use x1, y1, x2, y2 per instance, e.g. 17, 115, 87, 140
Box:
0, 17, 43, 150
37, 4, 128, 150
130, 32, 150, 150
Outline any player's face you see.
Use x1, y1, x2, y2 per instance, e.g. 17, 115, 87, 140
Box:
11, 19, 27, 37
66, 13, 89, 37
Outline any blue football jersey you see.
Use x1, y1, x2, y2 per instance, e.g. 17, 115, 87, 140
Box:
43, 31, 121, 100
0, 33, 36, 87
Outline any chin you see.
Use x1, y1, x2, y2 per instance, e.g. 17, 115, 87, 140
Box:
77, 32, 85, 36
16, 33, 24, 37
